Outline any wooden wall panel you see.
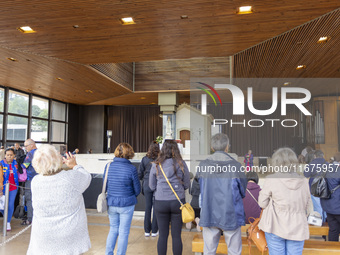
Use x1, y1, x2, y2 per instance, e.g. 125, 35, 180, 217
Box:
90, 63, 133, 91
135, 57, 230, 91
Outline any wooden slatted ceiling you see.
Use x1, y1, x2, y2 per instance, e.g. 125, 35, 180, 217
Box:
0, 47, 131, 105
0, 1, 338, 64
88, 91, 191, 106
0, 1, 339, 106
234, 8, 340, 79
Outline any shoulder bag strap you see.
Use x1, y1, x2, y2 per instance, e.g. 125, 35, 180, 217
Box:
247, 189, 260, 205
159, 163, 184, 206
102, 162, 111, 194
331, 185, 340, 194
246, 188, 264, 218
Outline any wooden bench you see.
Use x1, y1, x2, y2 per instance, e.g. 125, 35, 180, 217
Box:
192, 234, 340, 255
192, 224, 340, 255
241, 224, 330, 239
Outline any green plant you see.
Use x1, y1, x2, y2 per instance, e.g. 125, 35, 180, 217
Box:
156, 136, 163, 144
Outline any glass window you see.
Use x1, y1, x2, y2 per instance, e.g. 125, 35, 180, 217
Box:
51, 121, 65, 142
52, 101, 66, 121
8, 90, 29, 116
0, 114, 3, 140
65, 124, 68, 143
31, 119, 48, 142
0, 88, 4, 112
7, 116, 28, 140
32, 97, 49, 119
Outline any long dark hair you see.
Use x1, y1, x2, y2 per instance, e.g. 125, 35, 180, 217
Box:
146, 141, 160, 159
155, 140, 184, 176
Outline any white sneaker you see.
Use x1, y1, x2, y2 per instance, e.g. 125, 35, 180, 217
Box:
7, 223, 11, 231
145, 232, 150, 237
151, 231, 159, 237
195, 218, 201, 232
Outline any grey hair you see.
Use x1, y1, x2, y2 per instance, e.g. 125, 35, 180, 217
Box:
211, 133, 229, 151
32, 144, 62, 175
314, 150, 324, 158
271, 147, 298, 169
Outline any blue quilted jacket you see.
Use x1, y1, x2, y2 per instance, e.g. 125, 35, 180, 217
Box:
104, 157, 141, 207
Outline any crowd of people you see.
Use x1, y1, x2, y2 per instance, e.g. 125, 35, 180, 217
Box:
0, 141, 83, 230
1, 135, 340, 255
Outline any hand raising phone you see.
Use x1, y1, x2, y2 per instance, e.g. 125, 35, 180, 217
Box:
63, 152, 77, 169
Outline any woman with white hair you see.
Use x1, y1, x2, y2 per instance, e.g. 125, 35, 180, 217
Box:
258, 147, 311, 255
27, 145, 91, 255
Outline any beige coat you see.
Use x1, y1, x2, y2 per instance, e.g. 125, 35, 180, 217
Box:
258, 172, 311, 241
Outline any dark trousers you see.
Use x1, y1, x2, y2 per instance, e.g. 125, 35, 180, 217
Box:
25, 180, 33, 222
194, 208, 200, 219
327, 212, 340, 241
143, 187, 158, 233
154, 199, 184, 255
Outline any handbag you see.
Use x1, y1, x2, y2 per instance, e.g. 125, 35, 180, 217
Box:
18, 166, 27, 182
307, 211, 323, 226
246, 189, 268, 255
159, 163, 195, 224
97, 162, 111, 213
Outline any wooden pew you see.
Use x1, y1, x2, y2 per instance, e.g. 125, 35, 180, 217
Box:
241, 224, 329, 238
192, 235, 340, 255
192, 224, 340, 255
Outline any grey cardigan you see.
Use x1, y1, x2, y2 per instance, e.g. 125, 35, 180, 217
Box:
149, 158, 190, 201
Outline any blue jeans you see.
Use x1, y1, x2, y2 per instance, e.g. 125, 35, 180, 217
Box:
106, 205, 135, 255
0, 189, 18, 223
265, 232, 304, 255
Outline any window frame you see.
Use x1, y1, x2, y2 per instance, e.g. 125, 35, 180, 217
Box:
0, 86, 68, 147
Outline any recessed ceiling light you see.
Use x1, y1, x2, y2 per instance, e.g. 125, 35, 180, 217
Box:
283, 82, 291, 86
140, 97, 146, 99
17, 26, 36, 33
120, 17, 135, 25
318, 36, 330, 43
296, 65, 306, 70
73, 25, 79, 28
7, 57, 17, 62
180, 15, 189, 19
56, 77, 63, 81
85, 89, 93, 93
237, 6, 253, 14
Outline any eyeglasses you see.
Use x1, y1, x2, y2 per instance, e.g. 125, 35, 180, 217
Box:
24, 144, 32, 148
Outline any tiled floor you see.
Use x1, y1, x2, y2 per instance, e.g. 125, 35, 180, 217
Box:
0, 210, 199, 255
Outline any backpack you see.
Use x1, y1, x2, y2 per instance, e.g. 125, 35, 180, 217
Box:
310, 171, 340, 198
